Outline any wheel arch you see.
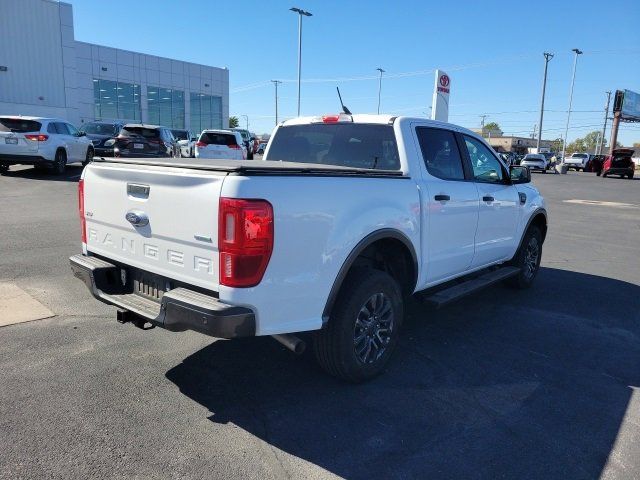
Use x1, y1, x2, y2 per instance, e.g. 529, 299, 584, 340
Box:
322, 229, 418, 325
515, 208, 547, 255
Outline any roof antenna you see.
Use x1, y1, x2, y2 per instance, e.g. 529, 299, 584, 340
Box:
336, 87, 352, 115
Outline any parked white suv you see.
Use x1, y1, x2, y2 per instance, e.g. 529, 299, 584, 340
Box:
0, 116, 93, 174
171, 129, 196, 158
520, 153, 548, 173
564, 152, 590, 171
195, 130, 246, 160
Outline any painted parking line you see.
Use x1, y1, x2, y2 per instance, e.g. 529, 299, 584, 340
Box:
0, 283, 54, 327
564, 199, 639, 209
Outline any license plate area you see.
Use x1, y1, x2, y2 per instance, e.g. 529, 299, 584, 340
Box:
5, 138, 18, 144
133, 143, 144, 149
132, 270, 171, 302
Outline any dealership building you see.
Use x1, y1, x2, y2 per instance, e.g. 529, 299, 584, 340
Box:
0, 0, 229, 132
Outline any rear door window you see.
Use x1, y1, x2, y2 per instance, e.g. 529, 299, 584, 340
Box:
265, 123, 400, 169
0, 118, 42, 133
55, 123, 71, 135
415, 127, 465, 180
200, 132, 237, 146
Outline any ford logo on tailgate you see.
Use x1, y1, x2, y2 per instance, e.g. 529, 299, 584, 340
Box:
125, 210, 149, 227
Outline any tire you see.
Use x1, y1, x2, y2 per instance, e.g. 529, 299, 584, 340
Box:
82, 147, 94, 167
0, 163, 8, 174
506, 226, 542, 289
53, 149, 67, 175
602, 172, 607, 178
629, 172, 635, 179
313, 268, 404, 382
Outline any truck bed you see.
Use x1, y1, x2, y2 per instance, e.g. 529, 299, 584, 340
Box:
91, 157, 407, 178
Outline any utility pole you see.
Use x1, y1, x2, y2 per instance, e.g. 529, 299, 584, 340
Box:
536, 52, 554, 151
609, 112, 620, 155
597, 91, 611, 155
376, 67, 385, 114
479, 115, 488, 137
241, 114, 249, 131
271, 80, 282, 125
561, 48, 583, 161
290, 7, 312, 117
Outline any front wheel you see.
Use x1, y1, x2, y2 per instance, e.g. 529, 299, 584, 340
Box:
82, 147, 94, 167
629, 172, 635, 179
506, 226, 542, 289
313, 268, 403, 382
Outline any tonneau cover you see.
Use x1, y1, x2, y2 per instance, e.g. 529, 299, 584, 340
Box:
91, 157, 406, 177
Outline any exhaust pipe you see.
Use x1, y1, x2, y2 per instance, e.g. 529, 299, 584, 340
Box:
272, 334, 306, 355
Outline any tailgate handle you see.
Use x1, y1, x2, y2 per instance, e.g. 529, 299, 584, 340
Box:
127, 183, 150, 198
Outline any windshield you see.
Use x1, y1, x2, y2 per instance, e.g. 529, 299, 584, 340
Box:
265, 123, 400, 170
571, 153, 588, 159
81, 123, 118, 135
171, 129, 188, 140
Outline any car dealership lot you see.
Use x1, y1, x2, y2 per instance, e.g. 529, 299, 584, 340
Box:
0, 167, 638, 479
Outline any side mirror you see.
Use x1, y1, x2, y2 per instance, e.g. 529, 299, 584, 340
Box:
510, 165, 531, 184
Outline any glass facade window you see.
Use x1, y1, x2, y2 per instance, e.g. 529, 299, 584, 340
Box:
190, 93, 222, 133
147, 86, 184, 129
93, 79, 140, 121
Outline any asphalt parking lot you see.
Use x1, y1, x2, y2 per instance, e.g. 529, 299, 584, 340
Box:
0, 166, 639, 479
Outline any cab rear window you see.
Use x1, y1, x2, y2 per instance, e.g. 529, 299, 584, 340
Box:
0, 118, 42, 133
265, 124, 400, 170
200, 133, 237, 146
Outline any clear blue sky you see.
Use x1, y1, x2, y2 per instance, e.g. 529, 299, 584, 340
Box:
69, 0, 640, 145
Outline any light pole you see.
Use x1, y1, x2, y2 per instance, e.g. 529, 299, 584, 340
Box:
271, 80, 282, 125
241, 114, 249, 131
597, 91, 611, 155
376, 67, 385, 114
290, 7, 312, 117
561, 48, 582, 161
536, 52, 554, 151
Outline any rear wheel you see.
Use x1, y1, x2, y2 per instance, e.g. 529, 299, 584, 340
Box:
506, 226, 542, 289
53, 149, 67, 175
0, 163, 8, 174
629, 172, 635, 179
314, 268, 403, 382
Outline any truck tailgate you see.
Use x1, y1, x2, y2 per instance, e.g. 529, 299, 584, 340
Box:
83, 162, 225, 291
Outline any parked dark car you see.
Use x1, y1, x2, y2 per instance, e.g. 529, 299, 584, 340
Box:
585, 154, 606, 175
232, 128, 255, 160
79, 121, 124, 157
602, 148, 635, 179
111, 124, 177, 158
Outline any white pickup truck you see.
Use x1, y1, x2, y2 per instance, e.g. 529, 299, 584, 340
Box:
70, 114, 547, 382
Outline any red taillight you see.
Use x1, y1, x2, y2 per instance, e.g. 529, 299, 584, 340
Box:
219, 198, 274, 287
322, 115, 341, 123
196, 141, 207, 148
78, 179, 87, 244
25, 134, 49, 141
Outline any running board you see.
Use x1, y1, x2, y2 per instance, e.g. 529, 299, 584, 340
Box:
420, 266, 520, 309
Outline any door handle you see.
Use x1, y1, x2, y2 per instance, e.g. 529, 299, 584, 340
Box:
482, 196, 495, 202
434, 194, 450, 201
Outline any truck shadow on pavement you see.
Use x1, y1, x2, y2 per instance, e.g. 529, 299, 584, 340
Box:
166, 267, 640, 479
2, 165, 83, 182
